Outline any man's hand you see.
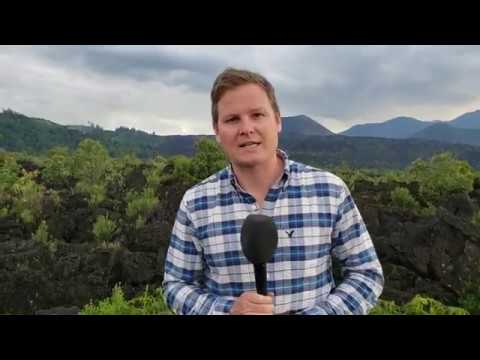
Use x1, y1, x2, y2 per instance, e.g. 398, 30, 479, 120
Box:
230, 291, 274, 315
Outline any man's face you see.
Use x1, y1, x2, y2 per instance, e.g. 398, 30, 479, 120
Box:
214, 83, 281, 169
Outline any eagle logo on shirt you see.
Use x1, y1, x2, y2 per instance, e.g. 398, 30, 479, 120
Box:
286, 230, 295, 239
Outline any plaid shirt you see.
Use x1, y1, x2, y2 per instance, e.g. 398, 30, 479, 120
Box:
163, 149, 384, 315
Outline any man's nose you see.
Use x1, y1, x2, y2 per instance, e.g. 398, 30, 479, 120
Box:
238, 117, 255, 135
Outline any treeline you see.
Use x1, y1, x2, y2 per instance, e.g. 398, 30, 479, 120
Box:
4, 109, 480, 169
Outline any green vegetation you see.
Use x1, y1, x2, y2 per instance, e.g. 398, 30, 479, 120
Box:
80, 284, 173, 315
369, 295, 469, 315
93, 214, 117, 246
406, 152, 475, 204
125, 188, 158, 230
390, 187, 421, 213
1, 127, 480, 315
73, 139, 112, 207
472, 209, 480, 226
12, 170, 45, 225
32, 220, 57, 252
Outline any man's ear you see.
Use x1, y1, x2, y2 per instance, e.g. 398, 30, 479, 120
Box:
277, 113, 282, 133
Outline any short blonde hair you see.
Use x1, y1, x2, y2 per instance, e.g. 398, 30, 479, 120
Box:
210, 67, 280, 126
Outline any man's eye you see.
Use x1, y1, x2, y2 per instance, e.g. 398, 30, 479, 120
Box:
225, 118, 236, 123
254, 113, 264, 118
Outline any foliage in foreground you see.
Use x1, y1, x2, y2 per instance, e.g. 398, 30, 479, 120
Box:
369, 295, 469, 315
80, 284, 173, 315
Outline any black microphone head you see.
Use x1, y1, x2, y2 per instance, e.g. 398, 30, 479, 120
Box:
240, 214, 278, 264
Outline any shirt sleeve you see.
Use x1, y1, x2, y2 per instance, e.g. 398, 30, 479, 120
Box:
162, 194, 235, 315
293, 181, 384, 315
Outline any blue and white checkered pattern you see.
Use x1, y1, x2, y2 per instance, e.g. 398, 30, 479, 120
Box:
163, 150, 384, 315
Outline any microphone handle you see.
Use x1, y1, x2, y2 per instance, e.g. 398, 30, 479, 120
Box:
254, 263, 268, 296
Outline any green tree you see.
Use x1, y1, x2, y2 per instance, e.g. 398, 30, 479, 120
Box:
407, 152, 475, 204
12, 170, 45, 225
190, 138, 227, 181
125, 187, 159, 230
42, 146, 73, 188
0, 152, 20, 216
108, 153, 142, 193
93, 214, 117, 246
33, 220, 57, 252
0, 152, 20, 193
73, 139, 111, 207
390, 187, 421, 213
143, 156, 167, 190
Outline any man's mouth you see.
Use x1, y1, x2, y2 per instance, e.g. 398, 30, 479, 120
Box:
239, 141, 261, 148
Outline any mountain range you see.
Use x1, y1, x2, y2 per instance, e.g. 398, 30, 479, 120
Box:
340, 110, 480, 146
2, 109, 480, 169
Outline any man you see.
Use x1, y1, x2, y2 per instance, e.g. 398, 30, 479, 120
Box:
162, 68, 384, 315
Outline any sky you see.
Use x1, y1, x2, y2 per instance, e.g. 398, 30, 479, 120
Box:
1, 45, 480, 135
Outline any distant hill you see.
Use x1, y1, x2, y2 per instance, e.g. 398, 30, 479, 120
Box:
340, 109, 480, 147
279, 134, 480, 169
0, 109, 84, 151
411, 122, 480, 146
449, 110, 480, 129
0, 109, 205, 158
3, 109, 480, 169
281, 115, 334, 136
340, 116, 434, 139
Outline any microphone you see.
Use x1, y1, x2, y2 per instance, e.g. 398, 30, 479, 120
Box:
240, 214, 278, 295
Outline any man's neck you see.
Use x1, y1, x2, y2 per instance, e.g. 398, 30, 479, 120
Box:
232, 152, 284, 206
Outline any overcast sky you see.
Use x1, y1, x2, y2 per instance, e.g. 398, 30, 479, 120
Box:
1, 45, 480, 135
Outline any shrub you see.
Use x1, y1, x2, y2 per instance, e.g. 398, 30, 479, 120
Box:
73, 140, 111, 207
125, 187, 158, 230
407, 152, 475, 204
42, 147, 73, 188
390, 187, 420, 211
403, 295, 469, 315
369, 295, 469, 315
12, 170, 45, 225
93, 214, 117, 245
472, 210, 480, 227
80, 284, 173, 315
32, 220, 57, 252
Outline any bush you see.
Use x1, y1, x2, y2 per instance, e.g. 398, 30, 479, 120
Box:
0, 152, 20, 210
125, 187, 159, 229
108, 153, 142, 193
76, 182, 107, 208
369, 295, 469, 315
80, 284, 173, 315
190, 138, 227, 181
12, 170, 45, 225
0, 152, 20, 193
73, 140, 111, 207
93, 214, 117, 245
143, 156, 167, 190
32, 220, 57, 252
0, 207, 8, 218
42, 147, 73, 188
472, 210, 480, 227
390, 187, 420, 211
368, 299, 403, 315
407, 152, 475, 204
458, 291, 480, 315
